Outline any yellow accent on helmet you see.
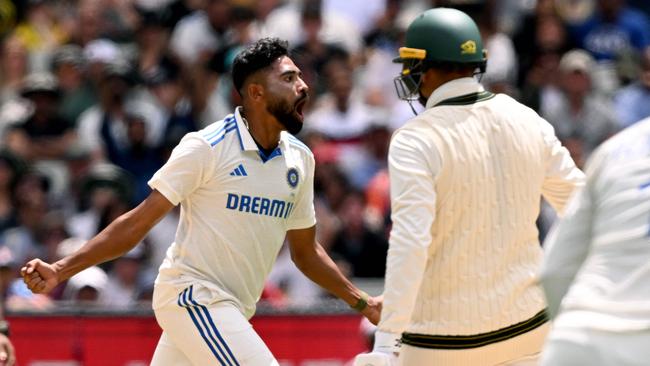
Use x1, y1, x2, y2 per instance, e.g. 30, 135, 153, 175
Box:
399, 47, 427, 60
460, 40, 477, 55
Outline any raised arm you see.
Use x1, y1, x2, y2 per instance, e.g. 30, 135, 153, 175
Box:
21, 190, 174, 293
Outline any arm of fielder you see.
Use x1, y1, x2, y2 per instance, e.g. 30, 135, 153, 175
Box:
286, 225, 382, 324
21, 189, 174, 294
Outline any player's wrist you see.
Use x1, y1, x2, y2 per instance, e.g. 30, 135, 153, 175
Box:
52, 261, 67, 283
0, 320, 10, 337
350, 290, 369, 312
373, 331, 402, 354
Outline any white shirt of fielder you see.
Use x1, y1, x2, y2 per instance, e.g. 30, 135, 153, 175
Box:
148, 106, 316, 319
540, 117, 650, 365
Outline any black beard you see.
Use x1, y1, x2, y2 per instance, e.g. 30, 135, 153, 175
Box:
267, 96, 304, 135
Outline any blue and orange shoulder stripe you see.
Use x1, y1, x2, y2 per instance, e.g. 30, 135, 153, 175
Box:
201, 114, 237, 147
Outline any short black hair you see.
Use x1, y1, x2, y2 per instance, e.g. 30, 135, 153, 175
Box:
232, 37, 289, 96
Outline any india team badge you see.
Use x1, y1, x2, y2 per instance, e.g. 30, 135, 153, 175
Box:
287, 168, 299, 189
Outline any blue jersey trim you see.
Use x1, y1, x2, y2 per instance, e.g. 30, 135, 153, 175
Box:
287, 135, 311, 153
178, 288, 227, 365
233, 115, 246, 151
205, 120, 236, 145
203, 116, 235, 140
258, 147, 283, 163
209, 125, 238, 146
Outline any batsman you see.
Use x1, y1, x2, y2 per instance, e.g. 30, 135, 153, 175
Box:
355, 8, 584, 366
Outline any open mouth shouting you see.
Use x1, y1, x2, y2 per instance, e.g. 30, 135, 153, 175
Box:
294, 94, 309, 119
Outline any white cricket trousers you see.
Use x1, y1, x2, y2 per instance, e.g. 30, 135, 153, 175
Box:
150, 283, 279, 366
540, 326, 650, 366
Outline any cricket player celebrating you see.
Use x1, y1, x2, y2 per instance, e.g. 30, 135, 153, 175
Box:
355, 8, 584, 366
540, 116, 650, 365
21, 38, 381, 365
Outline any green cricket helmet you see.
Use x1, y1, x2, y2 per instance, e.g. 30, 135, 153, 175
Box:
394, 7, 487, 102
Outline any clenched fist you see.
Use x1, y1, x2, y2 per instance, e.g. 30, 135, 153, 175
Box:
20, 259, 60, 294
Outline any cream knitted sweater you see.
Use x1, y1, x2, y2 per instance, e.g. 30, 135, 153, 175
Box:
379, 78, 585, 337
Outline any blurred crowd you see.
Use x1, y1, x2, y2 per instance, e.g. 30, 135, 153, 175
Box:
0, 0, 648, 312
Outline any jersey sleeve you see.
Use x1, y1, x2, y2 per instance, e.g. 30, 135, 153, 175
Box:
148, 133, 216, 205
539, 118, 586, 215
379, 127, 441, 334
540, 148, 602, 319
286, 155, 317, 230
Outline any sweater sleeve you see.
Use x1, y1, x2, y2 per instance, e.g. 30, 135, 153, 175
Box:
539, 145, 606, 318
378, 127, 441, 334
539, 118, 586, 215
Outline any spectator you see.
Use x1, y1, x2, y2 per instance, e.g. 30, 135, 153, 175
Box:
330, 190, 388, 278
106, 107, 163, 204
133, 6, 173, 76
513, 0, 574, 90
291, 1, 348, 97
102, 244, 148, 309
542, 49, 620, 156
141, 56, 198, 151
569, 0, 650, 61
362, 4, 423, 130
169, 0, 232, 65
82, 38, 126, 88
61, 266, 108, 305
4, 72, 76, 162
0, 35, 28, 103
306, 58, 384, 142
70, 0, 104, 47
258, 0, 363, 56
12, 0, 68, 70
67, 163, 133, 240
614, 47, 650, 127
337, 122, 391, 190
1, 169, 50, 266
50, 44, 96, 124
0, 152, 24, 235
267, 244, 325, 307
76, 60, 164, 162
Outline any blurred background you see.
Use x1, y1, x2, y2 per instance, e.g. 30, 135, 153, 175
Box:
0, 0, 647, 364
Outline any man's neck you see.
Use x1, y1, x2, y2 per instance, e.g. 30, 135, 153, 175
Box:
240, 106, 282, 150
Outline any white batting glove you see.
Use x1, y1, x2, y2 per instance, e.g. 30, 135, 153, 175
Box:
353, 331, 401, 366
353, 352, 397, 366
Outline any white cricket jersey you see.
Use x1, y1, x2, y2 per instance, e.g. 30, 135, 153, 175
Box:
541, 116, 650, 331
379, 78, 584, 339
148, 107, 316, 319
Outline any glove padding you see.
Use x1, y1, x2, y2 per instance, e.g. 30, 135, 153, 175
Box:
354, 331, 401, 366
353, 351, 398, 366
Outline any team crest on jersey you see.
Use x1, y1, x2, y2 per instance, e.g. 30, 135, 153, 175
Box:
287, 168, 299, 189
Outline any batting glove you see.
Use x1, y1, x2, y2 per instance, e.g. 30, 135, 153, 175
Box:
353, 331, 401, 366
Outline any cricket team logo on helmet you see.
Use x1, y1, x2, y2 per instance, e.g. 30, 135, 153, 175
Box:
393, 7, 488, 102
